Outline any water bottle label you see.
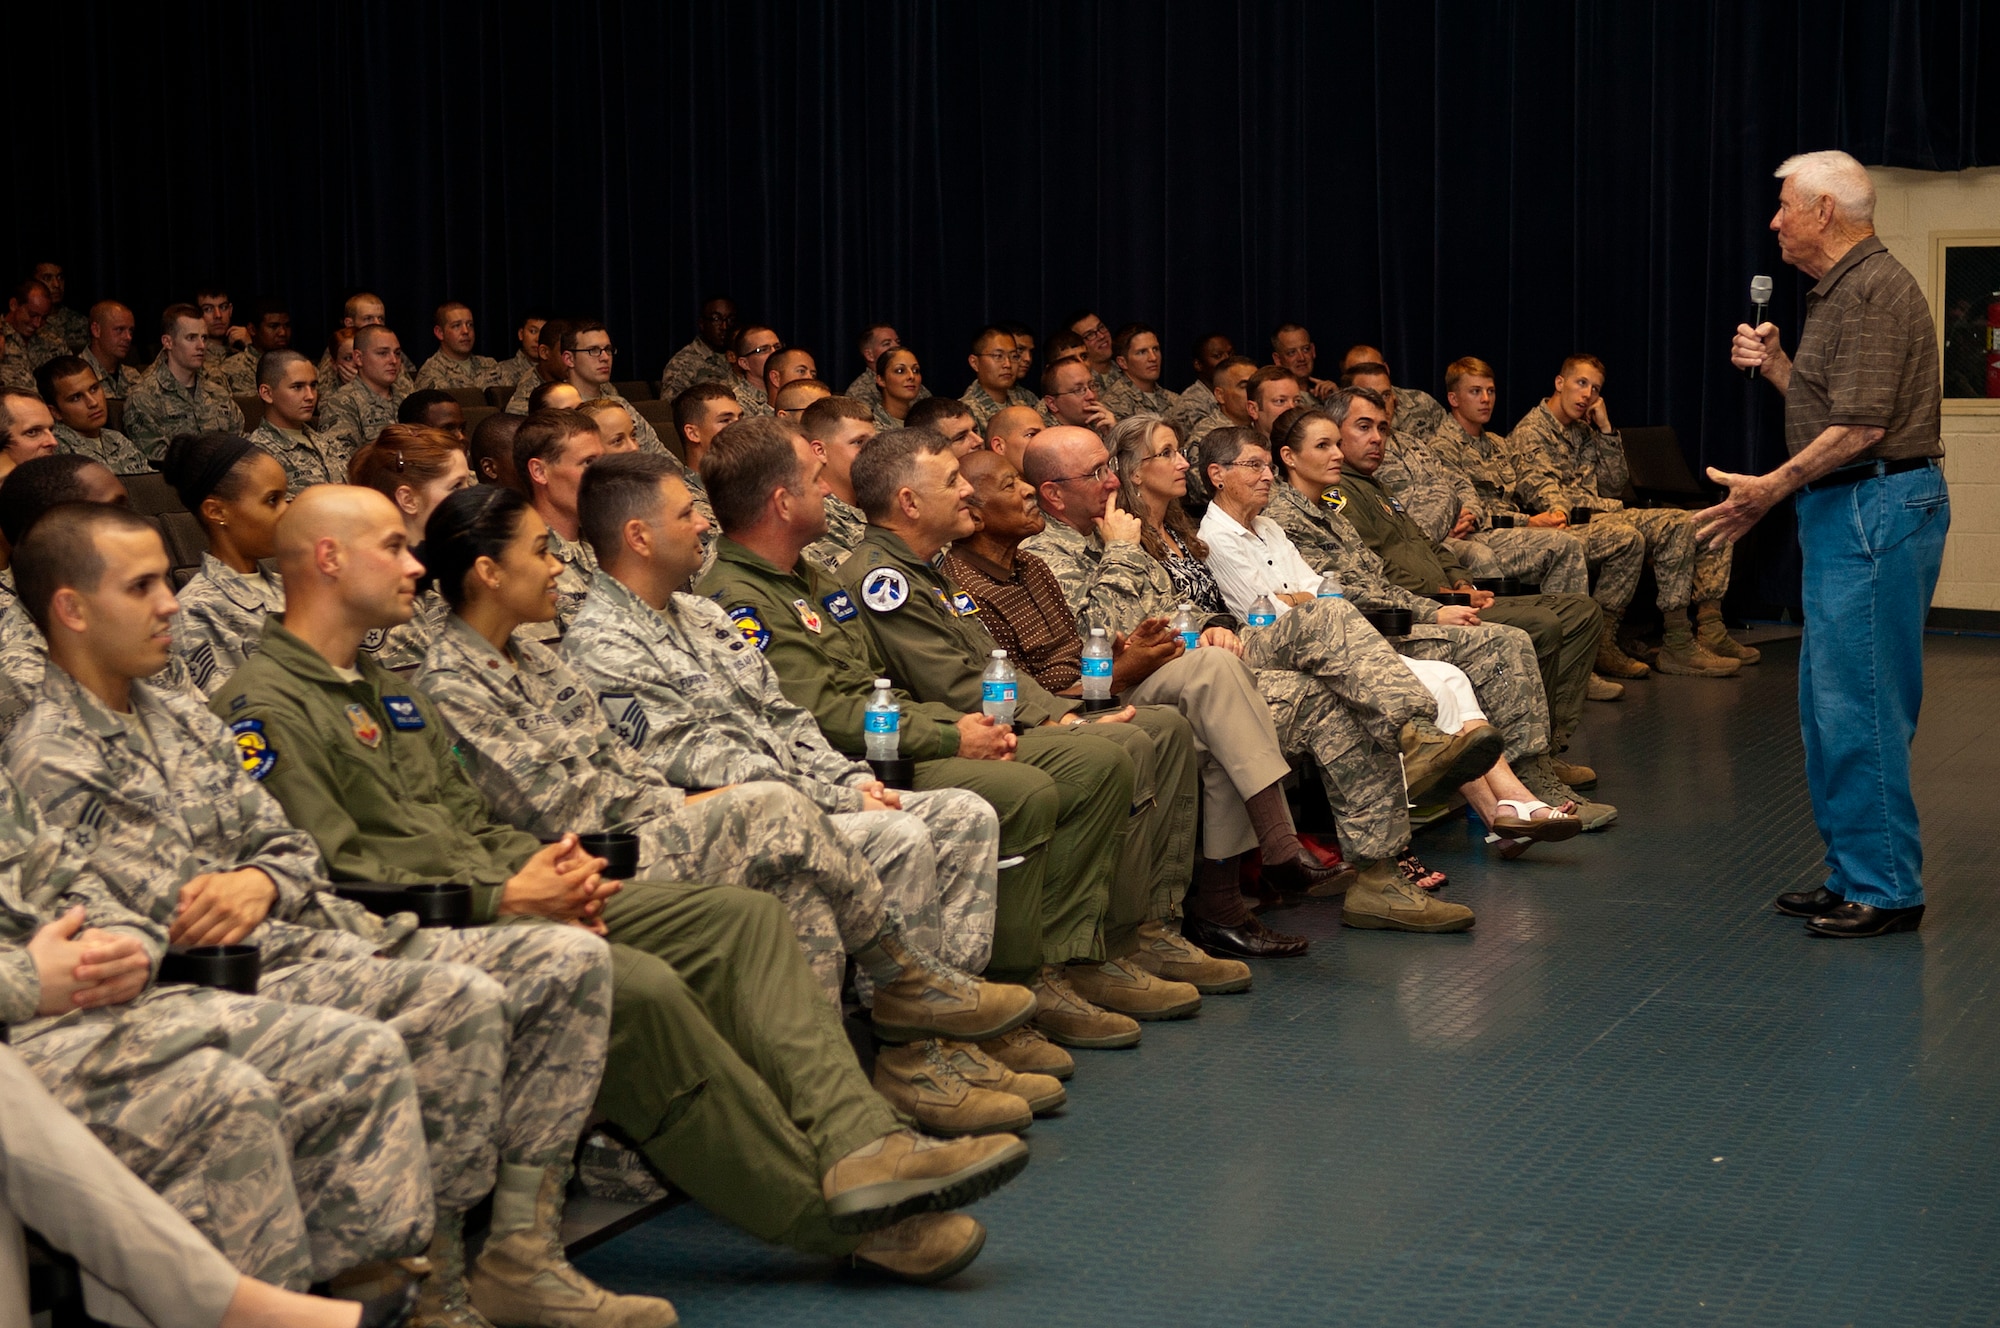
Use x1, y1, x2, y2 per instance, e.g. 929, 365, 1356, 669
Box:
982, 681, 1017, 704
1081, 658, 1112, 678
1179, 631, 1201, 649
864, 712, 898, 734
1316, 589, 1344, 598
1247, 612, 1277, 627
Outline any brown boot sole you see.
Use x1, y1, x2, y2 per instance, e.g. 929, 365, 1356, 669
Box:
1340, 908, 1476, 933
901, 1101, 1033, 1138
1075, 987, 1203, 1021
871, 998, 1035, 1047
1406, 725, 1506, 802
1033, 1013, 1141, 1050
852, 1223, 988, 1286
825, 1138, 1031, 1233
1653, 654, 1740, 678
1152, 965, 1252, 996
1594, 655, 1651, 679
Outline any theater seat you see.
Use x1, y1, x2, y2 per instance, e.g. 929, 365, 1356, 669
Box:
485, 385, 513, 408
614, 380, 656, 402
158, 511, 209, 580
122, 472, 185, 517
463, 405, 498, 435
234, 395, 266, 433
633, 400, 686, 460
1622, 425, 1706, 509
105, 398, 125, 433
446, 387, 488, 410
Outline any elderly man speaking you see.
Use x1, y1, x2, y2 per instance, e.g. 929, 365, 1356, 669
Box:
1698, 150, 1949, 940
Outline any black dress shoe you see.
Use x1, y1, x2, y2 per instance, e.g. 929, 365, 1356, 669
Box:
1184, 913, 1310, 959
1774, 885, 1842, 917
358, 1283, 421, 1328
1262, 852, 1357, 900
1806, 900, 1925, 938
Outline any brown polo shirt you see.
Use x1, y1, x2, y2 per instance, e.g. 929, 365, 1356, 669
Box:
1786, 236, 1943, 462
941, 545, 1085, 693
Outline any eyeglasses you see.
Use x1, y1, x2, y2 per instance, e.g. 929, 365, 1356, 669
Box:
976, 350, 1013, 362
1221, 459, 1274, 474
1046, 463, 1114, 485
1053, 383, 1096, 399
572, 344, 616, 358
739, 341, 783, 358
1144, 444, 1184, 462
1076, 323, 1108, 340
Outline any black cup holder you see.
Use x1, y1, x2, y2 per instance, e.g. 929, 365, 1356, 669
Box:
159, 944, 260, 994
578, 833, 641, 881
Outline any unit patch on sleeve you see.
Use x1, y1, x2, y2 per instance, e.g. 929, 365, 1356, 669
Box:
231, 718, 277, 780
861, 567, 910, 613
727, 606, 771, 651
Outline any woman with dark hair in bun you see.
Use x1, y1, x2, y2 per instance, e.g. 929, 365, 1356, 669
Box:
162, 432, 292, 696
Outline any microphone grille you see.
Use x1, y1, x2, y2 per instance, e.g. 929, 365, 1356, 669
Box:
1749, 274, 1774, 303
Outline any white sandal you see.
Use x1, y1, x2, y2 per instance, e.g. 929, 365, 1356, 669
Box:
1484, 799, 1583, 859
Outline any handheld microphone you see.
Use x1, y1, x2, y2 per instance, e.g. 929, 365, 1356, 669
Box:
1746, 274, 1773, 379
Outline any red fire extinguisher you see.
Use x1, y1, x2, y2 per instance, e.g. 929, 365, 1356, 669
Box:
1988, 291, 2000, 397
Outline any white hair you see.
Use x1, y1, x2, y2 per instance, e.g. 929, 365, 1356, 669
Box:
1774, 150, 1876, 226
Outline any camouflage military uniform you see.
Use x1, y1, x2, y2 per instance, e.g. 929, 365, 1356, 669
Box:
0, 328, 44, 392
1390, 384, 1447, 441
1019, 517, 1433, 861
496, 349, 539, 388
81, 347, 140, 401
1098, 373, 1182, 423
1374, 425, 1589, 594
0, 768, 432, 1290
657, 339, 732, 402
45, 304, 91, 353
0, 569, 13, 617
52, 423, 151, 475
1169, 379, 1217, 435
175, 555, 284, 697
412, 350, 502, 392
316, 353, 412, 400
801, 494, 868, 577
869, 402, 906, 432
1508, 401, 1731, 611
504, 371, 549, 414
357, 587, 449, 672
696, 537, 1133, 986
846, 368, 931, 409
7, 664, 615, 1210
249, 419, 346, 491
319, 378, 405, 456
1266, 481, 1553, 761
121, 360, 245, 461
0, 604, 196, 742
419, 613, 995, 991
730, 375, 773, 418
837, 527, 1203, 947
959, 382, 1046, 430
564, 573, 1001, 996
209, 617, 904, 1258
546, 528, 598, 633
220, 347, 263, 396
1427, 414, 1647, 616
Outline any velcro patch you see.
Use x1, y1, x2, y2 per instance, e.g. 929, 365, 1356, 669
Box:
382, 696, 425, 730
861, 567, 910, 612
822, 590, 858, 623
1319, 486, 1347, 511
231, 718, 276, 780
727, 606, 771, 651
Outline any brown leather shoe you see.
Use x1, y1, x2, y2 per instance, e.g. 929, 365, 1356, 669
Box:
1030, 966, 1140, 1049
872, 1041, 1033, 1136
977, 1024, 1075, 1081
1119, 919, 1252, 994
1064, 957, 1202, 1021
822, 1130, 1029, 1233
851, 1213, 987, 1285
1400, 721, 1505, 801
868, 933, 1038, 1044
938, 1040, 1066, 1114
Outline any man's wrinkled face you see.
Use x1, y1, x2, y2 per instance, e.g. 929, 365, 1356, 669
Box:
263, 361, 319, 427
1771, 176, 1830, 269
1, 396, 59, 461
1214, 363, 1255, 420
909, 448, 977, 544
196, 293, 233, 337
1551, 365, 1603, 424
252, 312, 292, 352
1117, 332, 1163, 387
860, 326, 900, 367
91, 305, 134, 362
697, 299, 736, 351
1272, 328, 1315, 379
1449, 375, 1496, 428
962, 454, 1043, 541
1070, 315, 1112, 365
1042, 437, 1119, 523
32, 264, 64, 305
1248, 379, 1302, 435
438, 307, 476, 357
49, 369, 108, 433
359, 333, 403, 390
165, 317, 208, 374
1210, 442, 1275, 513
1335, 401, 1388, 475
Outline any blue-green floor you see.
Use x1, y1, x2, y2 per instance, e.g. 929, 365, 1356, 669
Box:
576, 635, 2000, 1326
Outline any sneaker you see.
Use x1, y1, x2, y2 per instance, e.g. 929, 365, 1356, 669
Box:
977, 1024, 1076, 1082
869, 934, 1037, 1044
938, 1040, 1067, 1114
872, 1041, 1034, 1136
851, 1213, 987, 1285
1120, 919, 1252, 994
822, 1130, 1030, 1233
1064, 957, 1202, 1021
1030, 965, 1141, 1049
1339, 860, 1475, 933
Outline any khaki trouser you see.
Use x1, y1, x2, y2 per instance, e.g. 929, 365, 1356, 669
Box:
1124, 647, 1292, 859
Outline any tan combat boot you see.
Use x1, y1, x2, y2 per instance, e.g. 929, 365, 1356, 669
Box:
1340, 858, 1476, 933
868, 932, 1037, 1044
1586, 673, 1625, 702
851, 1213, 988, 1285
1595, 614, 1651, 678
1118, 918, 1252, 994
1400, 721, 1506, 801
821, 1129, 1030, 1232
937, 1040, 1067, 1115
1695, 604, 1761, 664
1064, 956, 1202, 1021
872, 1040, 1034, 1136
1550, 757, 1597, 790
978, 1024, 1075, 1082
1030, 965, 1140, 1049
407, 1212, 491, 1328
468, 1165, 679, 1327
1654, 621, 1740, 677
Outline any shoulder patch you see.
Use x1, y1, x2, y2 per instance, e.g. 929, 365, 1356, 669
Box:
359, 627, 388, 652
861, 567, 910, 613
821, 590, 858, 623
230, 717, 277, 780
726, 606, 770, 651
1320, 486, 1347, 511
600, 693, 650, 748
185, 642, 217, 694
382, 695, 425, 730
949, 591, 979, 617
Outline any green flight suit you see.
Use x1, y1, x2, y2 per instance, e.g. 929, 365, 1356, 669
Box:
1333, 468, 1603, 750
209, 618, 896, 1257
836, 529, 1200, 954
696, 536, 1133, 981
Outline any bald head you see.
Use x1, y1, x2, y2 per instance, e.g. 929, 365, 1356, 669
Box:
958, 448, 1007, 487
986, 405, 1044, 469
1340, 344, 1387, 373
1020, 426, 1101, 488
275, 485, 427, 645
1021, 425, 1115, 534
275, 485, 401, 568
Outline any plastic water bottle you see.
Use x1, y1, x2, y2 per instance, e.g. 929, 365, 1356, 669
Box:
1171, 603, 1202, 650
981, 650, 1018, 726
1080, 628, 1113, 701
1316, 576, 1344, 599
1247, 594, 1279, 627
864, 679, 901, 760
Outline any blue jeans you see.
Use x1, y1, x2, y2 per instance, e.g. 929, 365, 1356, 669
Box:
1794, 460, 1949, 909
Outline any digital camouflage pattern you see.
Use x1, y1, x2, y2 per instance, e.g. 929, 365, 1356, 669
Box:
174, 555, 284, 698
52, 423, 151, 475
657, 338, 732, 404
958, 382, 1044, 430
121, 360, 244, 460
249, 419, 347, 491
412, 350, 503, 392
318, 377, 405, 457
800, 493, 868, 578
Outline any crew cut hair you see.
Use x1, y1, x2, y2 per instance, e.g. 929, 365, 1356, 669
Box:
700, 417, 805, 533
14, 503, 157, 636
850, 427, 953, 522
578, 450, 680, 562
513, 408, 598, 490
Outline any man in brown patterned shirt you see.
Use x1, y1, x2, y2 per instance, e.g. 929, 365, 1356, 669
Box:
1702, 149, 1948, 939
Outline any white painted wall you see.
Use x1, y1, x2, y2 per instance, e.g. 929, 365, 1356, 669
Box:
1868, 165, 2000, 612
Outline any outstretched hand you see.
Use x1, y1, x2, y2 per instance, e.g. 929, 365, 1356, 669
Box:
1695, 467, 1781, 548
